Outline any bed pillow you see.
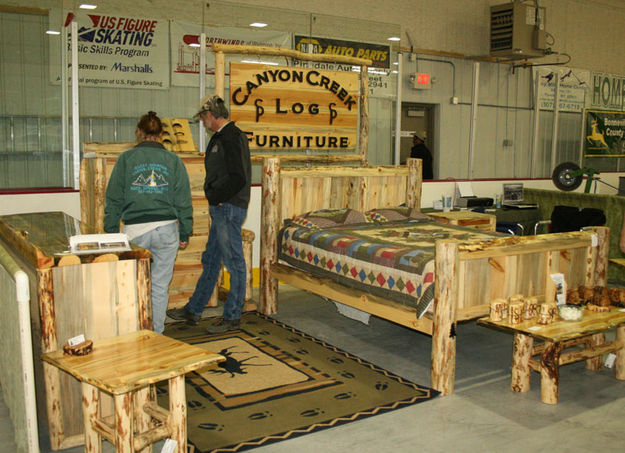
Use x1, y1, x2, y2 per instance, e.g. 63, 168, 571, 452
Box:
290, 208, 367, 229
365, 206, 430, 222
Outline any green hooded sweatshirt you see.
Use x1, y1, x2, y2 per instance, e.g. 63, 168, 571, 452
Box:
104, 141, 193, 242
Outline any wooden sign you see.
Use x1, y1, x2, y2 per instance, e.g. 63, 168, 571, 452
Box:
229, 62, 359, 151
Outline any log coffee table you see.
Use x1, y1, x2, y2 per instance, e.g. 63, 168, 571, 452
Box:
42, 330, 223, 452
479, 308, 625, 404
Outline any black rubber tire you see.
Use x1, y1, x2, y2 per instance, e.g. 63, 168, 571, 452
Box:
552, 162, 583, 191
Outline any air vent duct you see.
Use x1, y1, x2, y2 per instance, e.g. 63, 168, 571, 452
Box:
490, 2, 546, 59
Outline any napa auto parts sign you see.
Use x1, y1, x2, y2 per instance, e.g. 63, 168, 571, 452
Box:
49, 10, 169, 89
292, 35, 393, 97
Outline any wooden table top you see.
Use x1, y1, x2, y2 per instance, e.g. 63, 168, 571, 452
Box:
427, 210, 494, 221
0, 212, 151, 269
41, 330, 224, 394
478, 307, 625, 342
610, 258, 625, 269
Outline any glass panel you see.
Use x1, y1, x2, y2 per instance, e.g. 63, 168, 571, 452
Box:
1, 1, 399, 189
0, 5, 65, 189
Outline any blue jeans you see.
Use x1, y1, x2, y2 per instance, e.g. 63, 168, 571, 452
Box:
131, 222, 179, 333
186, 203, 247, 321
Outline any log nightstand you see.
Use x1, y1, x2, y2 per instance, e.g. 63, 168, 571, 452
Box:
42, 330, 223, 452
426, 210, 496, 232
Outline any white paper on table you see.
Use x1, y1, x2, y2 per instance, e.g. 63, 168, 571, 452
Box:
69, 233, 130, 255
455, 181, 475, 198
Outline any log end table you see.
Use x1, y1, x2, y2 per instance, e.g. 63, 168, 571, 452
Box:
479, 307, 625, 404
42, 330, 224, 452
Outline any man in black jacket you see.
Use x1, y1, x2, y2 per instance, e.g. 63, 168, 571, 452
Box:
410, 134, 434, 180
167, 95, 251, 333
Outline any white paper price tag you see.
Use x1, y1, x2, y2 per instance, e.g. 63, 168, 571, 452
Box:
161, 439, 178, 453
68, 334, 86, 347
605, 353, 616, 369
550, 273, 566, 305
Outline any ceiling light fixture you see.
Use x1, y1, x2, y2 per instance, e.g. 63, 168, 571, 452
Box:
79, 4, 98, 9
388, 36, 400, 41
241, 59, 279, 66
250, 22, 268, 28
46, 30, 61, 35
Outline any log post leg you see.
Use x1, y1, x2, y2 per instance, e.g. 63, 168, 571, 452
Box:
243, 229, 255, 302
82, 383, 101, 453
431, 240, 459, 395
215, 51, 225, 99
134, 386, 153, 453
38, 268, 65, 450
137, 258, 152, 330
588, 226, 609, 287
169, 375, 187, 453
260, 158, 280, 315
585, 333, 605, 370
616, 325, 625, 380
358, 65, 369, 165
511, 333, 533, 393
114, 392, 133, 453
540, 341, 562, 405
406, 158, 422, 210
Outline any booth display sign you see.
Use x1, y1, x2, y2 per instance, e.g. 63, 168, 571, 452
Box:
294, 35, 390, 69
584, 110, 625, 157
533, 66, 590, 112
170, 22, 291, 87
591, 72, 625, 111
292, 35, 393, 97
229, 62, 359, 150
49, 10, 169, 89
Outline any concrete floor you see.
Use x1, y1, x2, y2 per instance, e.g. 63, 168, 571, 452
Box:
3, 284, 625, 452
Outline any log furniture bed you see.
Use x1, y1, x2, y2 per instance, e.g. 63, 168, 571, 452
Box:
259, 157, 609, 395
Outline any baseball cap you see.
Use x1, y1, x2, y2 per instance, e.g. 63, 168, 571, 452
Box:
192, 94, 223, 122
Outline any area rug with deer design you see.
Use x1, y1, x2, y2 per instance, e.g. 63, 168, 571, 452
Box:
161, 313, 438, 453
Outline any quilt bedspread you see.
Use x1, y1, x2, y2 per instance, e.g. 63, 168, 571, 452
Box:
278, 219, 497, 316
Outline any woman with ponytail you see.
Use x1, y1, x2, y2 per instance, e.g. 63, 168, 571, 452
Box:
104, 111, 193, 333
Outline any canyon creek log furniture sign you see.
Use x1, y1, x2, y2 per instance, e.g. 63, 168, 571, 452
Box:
211, 43, 372, 164
229, 62, 359, 151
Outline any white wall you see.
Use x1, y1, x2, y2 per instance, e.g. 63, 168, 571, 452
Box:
0, 192, 81, 218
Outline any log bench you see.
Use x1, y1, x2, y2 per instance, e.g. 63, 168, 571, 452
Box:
479, 308, 625, 404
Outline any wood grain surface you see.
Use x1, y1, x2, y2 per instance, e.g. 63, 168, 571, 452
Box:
41, 330, 223, 394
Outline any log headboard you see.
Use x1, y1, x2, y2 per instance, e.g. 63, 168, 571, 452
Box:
260, 157, 423, 313
262, 157, 423, 227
